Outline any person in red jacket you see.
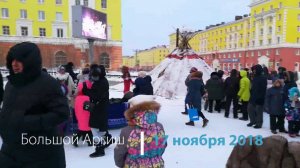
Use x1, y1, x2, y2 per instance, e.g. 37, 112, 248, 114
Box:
122, 66, 133, 94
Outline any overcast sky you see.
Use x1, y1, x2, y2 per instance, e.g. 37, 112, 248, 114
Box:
122, 0, 251, 56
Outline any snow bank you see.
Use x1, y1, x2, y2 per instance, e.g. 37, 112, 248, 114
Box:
150, 57, 213, 99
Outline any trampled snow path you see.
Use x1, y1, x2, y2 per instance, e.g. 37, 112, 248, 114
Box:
0, 83, 299, 168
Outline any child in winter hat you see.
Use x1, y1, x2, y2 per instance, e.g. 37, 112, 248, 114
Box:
114, 95, 166, 168
285, 87, 300, 137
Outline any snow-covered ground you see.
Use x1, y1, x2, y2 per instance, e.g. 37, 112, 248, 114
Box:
67, 84, 300, 168
0, 83, 300, 168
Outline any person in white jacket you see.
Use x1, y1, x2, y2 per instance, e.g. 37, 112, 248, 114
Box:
56, 65, 76, 103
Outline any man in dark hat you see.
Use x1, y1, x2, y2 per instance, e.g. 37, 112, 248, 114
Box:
247, 64, 267, 129
0, 42, 69, 168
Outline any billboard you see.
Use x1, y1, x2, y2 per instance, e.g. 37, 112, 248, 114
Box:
72, 6, 107, 40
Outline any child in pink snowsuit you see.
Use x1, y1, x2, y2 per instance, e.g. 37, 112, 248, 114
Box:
73, 80, 93, 147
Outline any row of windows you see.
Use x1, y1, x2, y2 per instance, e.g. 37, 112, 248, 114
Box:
203, 50, 284, 61
12, 0, 108, 8
75, 0, 107, 8
2, 26, 64, 38
19, 0, 61, 4
253, 2, 283, 15
1, 8, 63, 21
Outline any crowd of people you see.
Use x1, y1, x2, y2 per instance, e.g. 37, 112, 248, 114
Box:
182, 65, 300, 138
0, 42, 165, 168
3, 42, 299, 168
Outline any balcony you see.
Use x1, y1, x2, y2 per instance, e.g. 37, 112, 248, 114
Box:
249, 0, 271, 7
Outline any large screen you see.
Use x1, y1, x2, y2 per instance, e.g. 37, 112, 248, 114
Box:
72, 6, 107, 40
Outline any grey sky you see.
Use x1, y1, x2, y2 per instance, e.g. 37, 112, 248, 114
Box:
122, 0, 250, 56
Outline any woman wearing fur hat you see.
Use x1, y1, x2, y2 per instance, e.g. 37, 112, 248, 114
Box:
285, 87, 300, 138
0, 42, 69, 167
185, 71, 209, 127
114, 96, 167, 168
56, 65, 76, 102
82, 64, 113, 157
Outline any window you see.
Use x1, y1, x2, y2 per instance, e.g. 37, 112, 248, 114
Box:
260, 28, 264, 36
278, 14, 282, 20
276, 49, 280, 55
296, 49, 300, 56
270, 5, 273, 10
252, 41, 255, 46
268, 39, 272, 45
269, 27, 272, 34
56, 12, 63, 21
298, 26, 300, 32
258, 51, 261, 56
38, 11, 45, 20
38, 0, 44, 4
246, 52, 249, 57
278, 26, 281, 32
269, 17, 273, 23
57, 28, 63, 38
266, 50, 270, 56
20, 0, 26, 2
21, 27, 28, 36
262, 8, 264, 13
101, 0, 107, 9
39, 28, 46, 37
56, 0, 62, 5
298, 14, 300, 21
279, 2, 282, 8
228, 54, 231, 58
75, 0, 80, 5
277, 37, 281, 44
298, 37, 300, 43
239, 53, 242, 57
2, 26, 9, 35
233, 53, 236, 58
83, 0, 88, 6
261, 19, 264, 25
20, 9, 27, 19
251, 51, 254, 57
1, 8, 9, 18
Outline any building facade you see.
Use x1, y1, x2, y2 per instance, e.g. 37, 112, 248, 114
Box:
170, 0, 300, 71
0, 0, 122, 70
122, 45, 169, 71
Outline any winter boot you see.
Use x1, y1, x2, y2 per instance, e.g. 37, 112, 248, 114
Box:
102, 132, 115, 148
185, 121, 195, 126
271, 130, 277, 134
247, 123, 255, 127
89, 144, 105, 158
202, 119, 209, 128
181, 111, 188, 115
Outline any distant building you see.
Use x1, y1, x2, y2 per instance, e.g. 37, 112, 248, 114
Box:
0, 0, 122, 70
170, 0, 300, 71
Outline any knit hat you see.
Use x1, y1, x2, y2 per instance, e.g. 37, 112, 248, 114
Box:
288, 87, 300, 99
128, 95, 156, 107
190, 67, 198, 73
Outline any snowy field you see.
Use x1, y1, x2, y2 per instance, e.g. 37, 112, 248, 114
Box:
1, 83, 300, 168
66, 84, 300, 168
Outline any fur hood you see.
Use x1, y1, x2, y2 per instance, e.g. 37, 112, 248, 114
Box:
125, 101, 161, 128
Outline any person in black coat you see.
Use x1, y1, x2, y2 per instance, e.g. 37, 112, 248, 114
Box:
0, 42, 69, 168
264, 80, 286, 134
82, 64, 113, 158
283, 71, 298, 102
65, 62, 77, 82
278, 67, 287, 80
224, 69, 240, 118
185, 71, 209, 127
247, 64, 267, 129
133, 71, 153, 96
205, 72, 224, 113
